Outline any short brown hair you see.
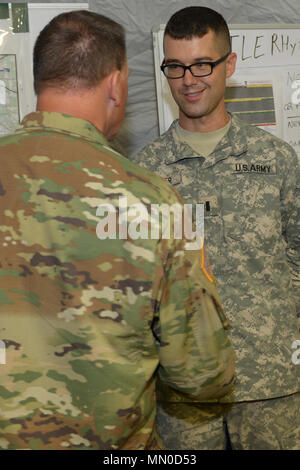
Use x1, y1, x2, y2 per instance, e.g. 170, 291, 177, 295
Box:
164, 6, 231, 53
33, 10, 126, 94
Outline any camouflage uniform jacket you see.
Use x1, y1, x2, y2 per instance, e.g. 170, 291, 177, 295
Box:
133, 114, 300, 402
0, 111, 235, 449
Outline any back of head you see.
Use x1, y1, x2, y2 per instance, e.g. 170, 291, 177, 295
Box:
164, 6, 231, 53
33, 10, 126, 94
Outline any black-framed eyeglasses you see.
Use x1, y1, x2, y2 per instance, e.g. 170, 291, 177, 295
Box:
160, 52, 231, 79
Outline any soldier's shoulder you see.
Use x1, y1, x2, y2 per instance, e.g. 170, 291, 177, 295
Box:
238, 117, 295, 150
109, 145, 182, 206
129, 126, 176, 174
0, 130, 24, 147
232, 115, 298, 162
136, 124, 175, 157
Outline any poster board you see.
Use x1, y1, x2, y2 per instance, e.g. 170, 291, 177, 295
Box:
0, 2, 88, 135
152, 24, 300, 158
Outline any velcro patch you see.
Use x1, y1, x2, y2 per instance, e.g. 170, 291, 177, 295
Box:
198, 195, 219, 216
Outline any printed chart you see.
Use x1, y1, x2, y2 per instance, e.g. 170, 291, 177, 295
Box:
225, 80, 277, 135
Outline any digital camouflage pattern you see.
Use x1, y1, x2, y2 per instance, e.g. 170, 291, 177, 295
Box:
133, 114, 300, 402
224, 393, 300, 450
156, 391, 300, 450
0, 111, 235, 450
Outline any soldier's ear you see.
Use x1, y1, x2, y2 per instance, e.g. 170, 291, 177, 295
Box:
107, 69, 122, 107
226, 53, 237, 79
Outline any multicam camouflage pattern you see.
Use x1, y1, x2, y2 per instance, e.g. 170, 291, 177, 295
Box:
133, 114, 300, 402
0, 111, 235, 450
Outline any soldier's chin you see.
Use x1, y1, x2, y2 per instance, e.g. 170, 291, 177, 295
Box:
180, 108, 208, 120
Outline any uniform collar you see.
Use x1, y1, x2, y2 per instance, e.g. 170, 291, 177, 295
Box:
164, 114, 248, 167
19, 111, 109, 146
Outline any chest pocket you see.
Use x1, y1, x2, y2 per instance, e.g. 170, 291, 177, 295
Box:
221, 169, 280, 241
161, 168, 195, 203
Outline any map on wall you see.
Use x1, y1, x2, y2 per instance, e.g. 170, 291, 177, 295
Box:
0, 54, 20, 135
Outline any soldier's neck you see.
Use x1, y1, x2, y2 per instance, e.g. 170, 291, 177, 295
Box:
179, 108, 230, 134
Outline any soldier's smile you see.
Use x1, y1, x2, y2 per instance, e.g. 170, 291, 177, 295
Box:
183, 88, 206, 101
